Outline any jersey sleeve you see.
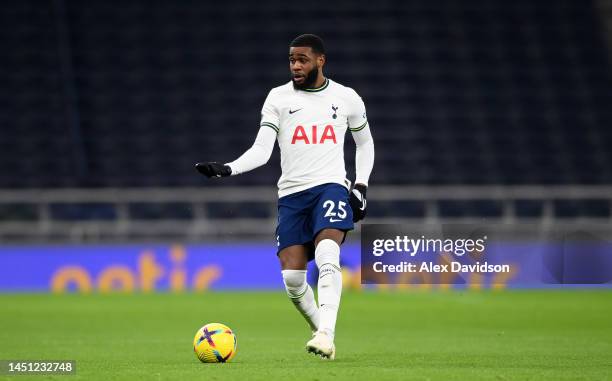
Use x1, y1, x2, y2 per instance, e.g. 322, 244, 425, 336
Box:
347, 89, 374, 186
347, 89, 368, 133
260, 90, 280, 134
225, 126, 276, 175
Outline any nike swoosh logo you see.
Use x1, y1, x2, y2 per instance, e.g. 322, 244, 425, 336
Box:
289, 108, 302, 114
329, 218, 343, 222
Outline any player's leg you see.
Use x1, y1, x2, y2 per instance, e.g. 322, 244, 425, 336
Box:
313, 228, 345, 339
279, 244, 320, 333
305, 183, 353, 359
306, 228, 345, 359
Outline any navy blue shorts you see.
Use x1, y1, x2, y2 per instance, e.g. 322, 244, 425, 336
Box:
276, 183, 354, 260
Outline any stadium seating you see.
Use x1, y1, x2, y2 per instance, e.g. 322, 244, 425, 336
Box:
1, 0, 612, 226
1, 0, 611, 188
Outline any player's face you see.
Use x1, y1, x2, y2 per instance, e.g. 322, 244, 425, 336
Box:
289, 47, 324, 89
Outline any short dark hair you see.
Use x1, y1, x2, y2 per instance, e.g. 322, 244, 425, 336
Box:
290, 34, 325, 55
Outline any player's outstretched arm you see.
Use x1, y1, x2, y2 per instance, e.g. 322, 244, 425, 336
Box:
349, 122, 374, 221
195, 126, 276, 178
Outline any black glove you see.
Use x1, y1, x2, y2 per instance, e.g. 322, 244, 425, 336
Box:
195, 162, 232, 178
349, 183, 367, 222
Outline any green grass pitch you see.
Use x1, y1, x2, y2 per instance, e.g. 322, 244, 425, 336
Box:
0, 290, 610, 380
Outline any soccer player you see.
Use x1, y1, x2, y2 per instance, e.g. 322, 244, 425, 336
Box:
196, 34, 374, 359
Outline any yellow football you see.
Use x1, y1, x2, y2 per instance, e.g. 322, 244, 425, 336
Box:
193, 323, 237, 363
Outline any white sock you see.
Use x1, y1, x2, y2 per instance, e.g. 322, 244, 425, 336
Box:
282, 269, 319, 332
315, 239, 342, 341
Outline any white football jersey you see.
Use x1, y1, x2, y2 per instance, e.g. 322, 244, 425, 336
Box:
260, 78, 369, 197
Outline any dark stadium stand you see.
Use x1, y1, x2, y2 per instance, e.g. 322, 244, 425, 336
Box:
1, 0, 612, 229
1, 0, 611, 189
